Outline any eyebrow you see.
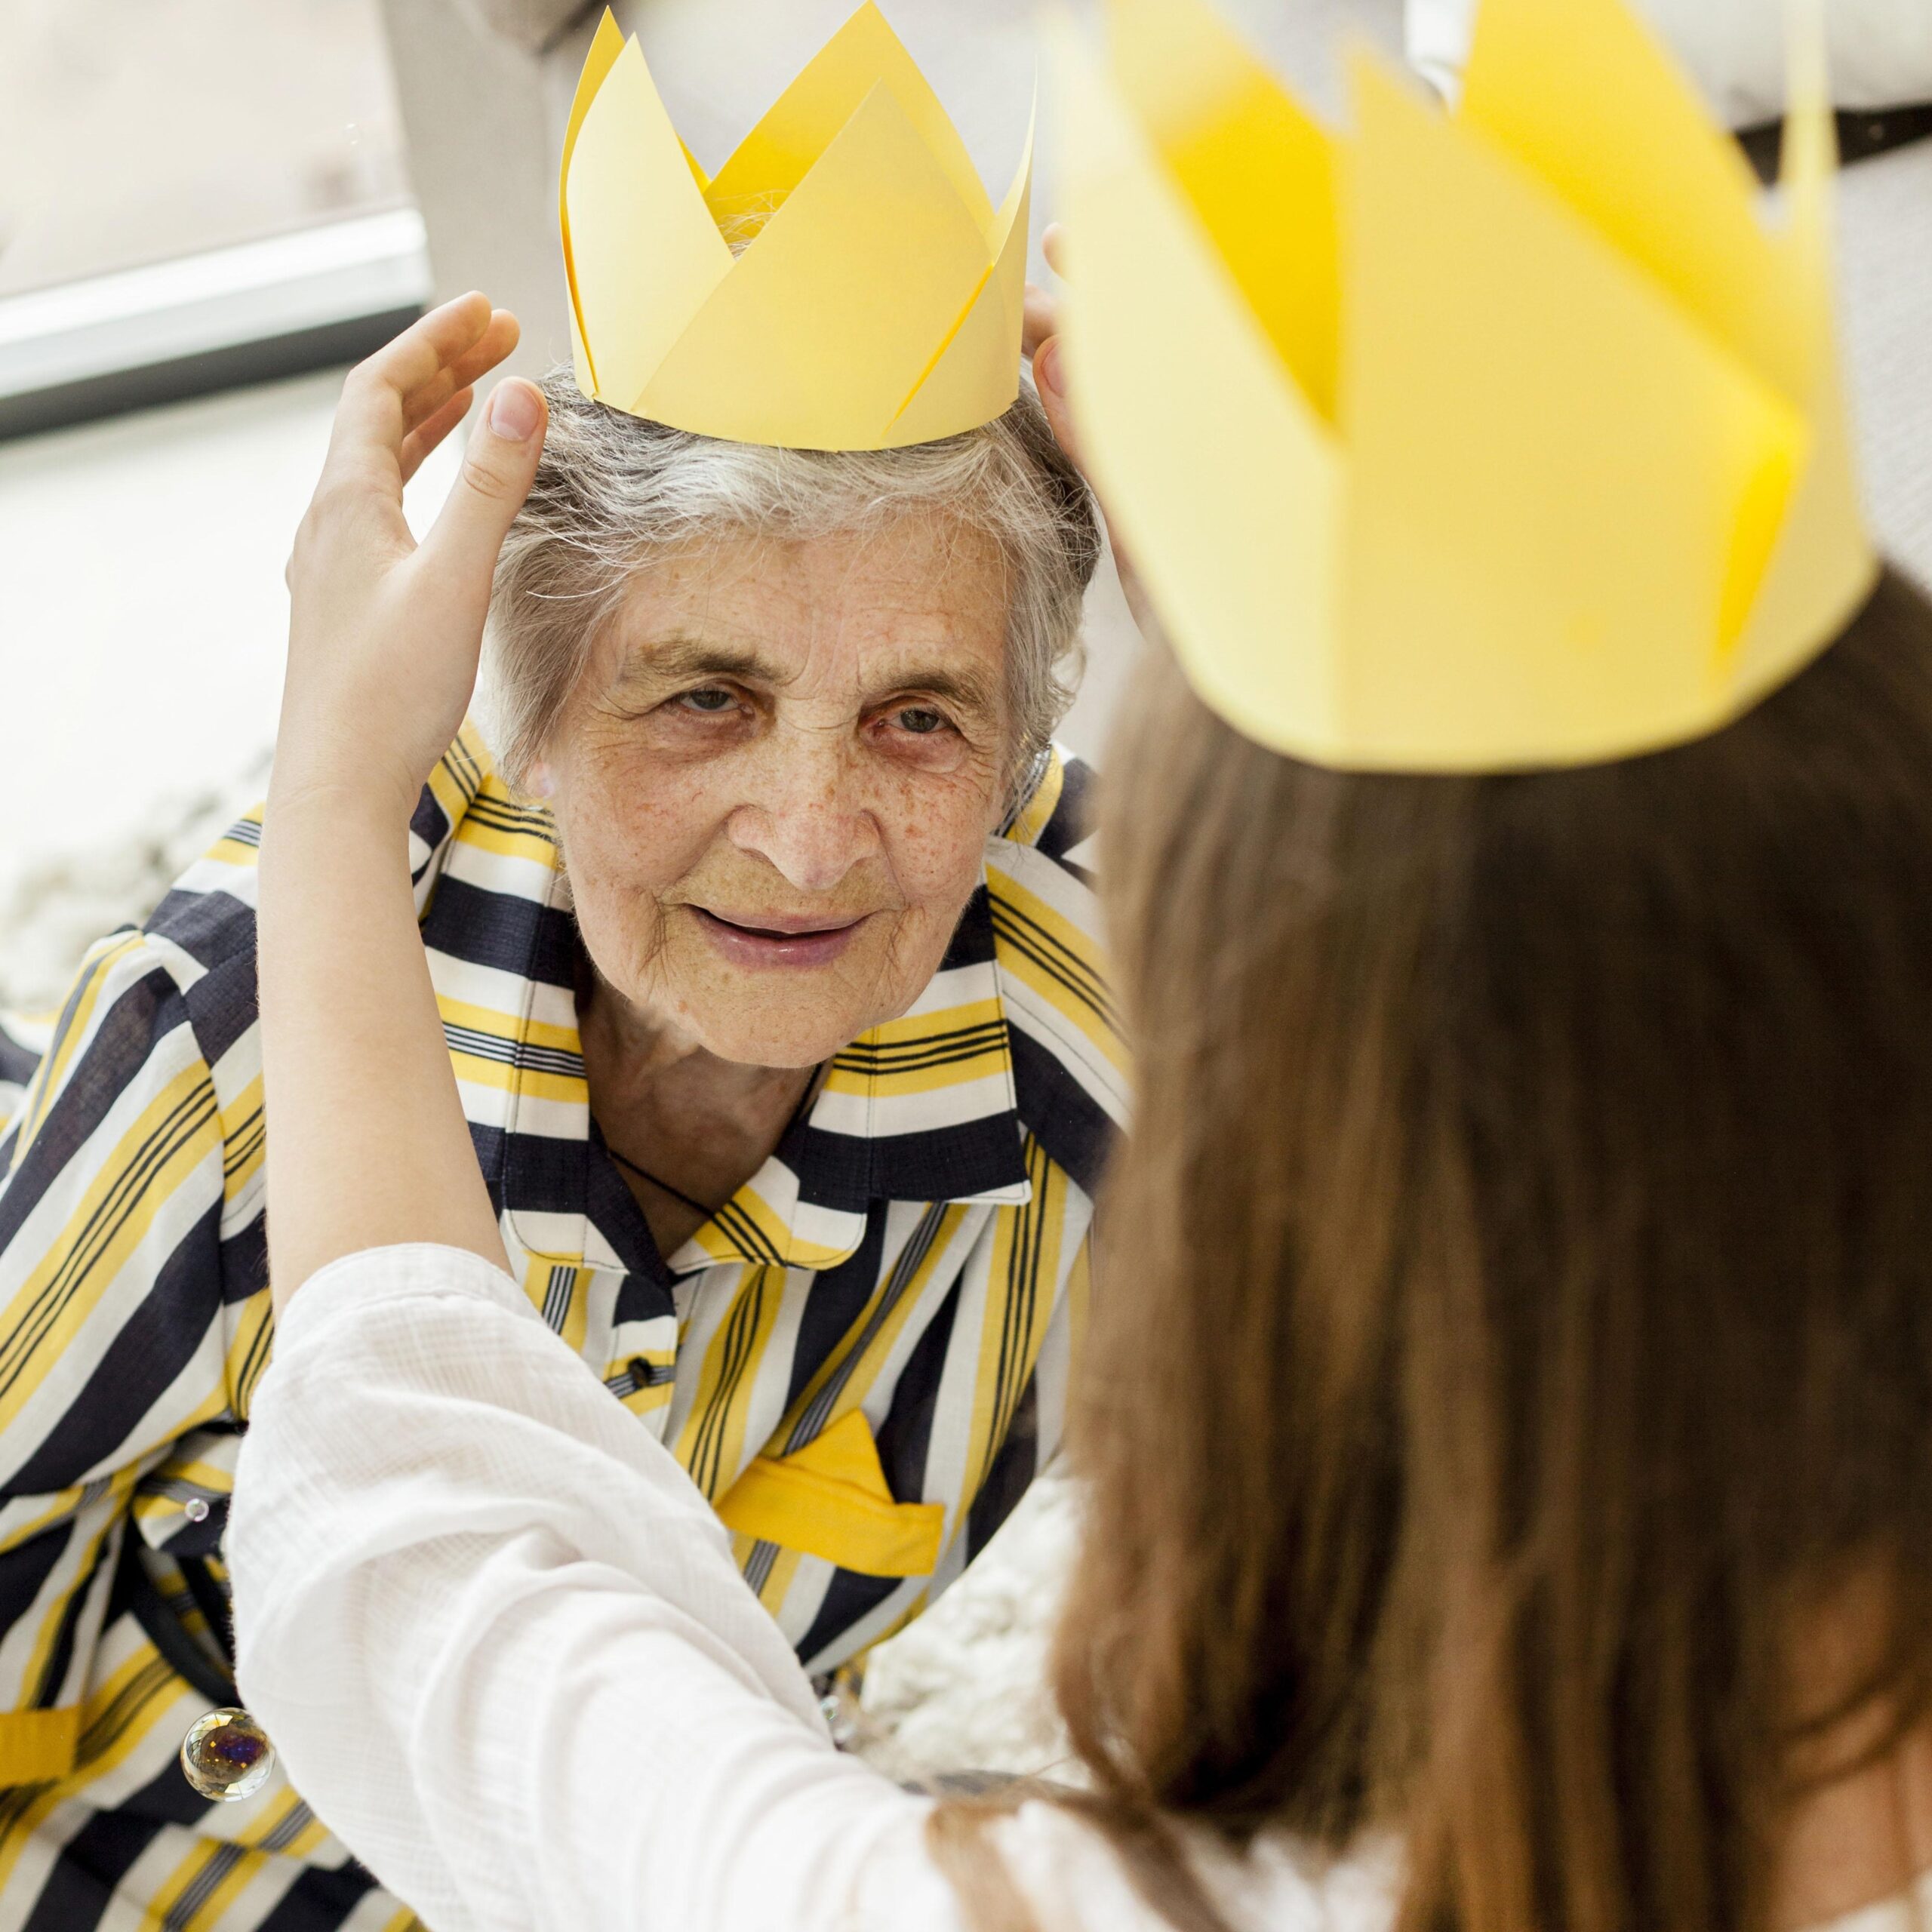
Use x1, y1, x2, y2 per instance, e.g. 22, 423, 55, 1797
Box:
613, 632, 1002, 718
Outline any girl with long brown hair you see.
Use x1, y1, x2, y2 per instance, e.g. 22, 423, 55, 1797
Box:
223, 0, 1932, 1927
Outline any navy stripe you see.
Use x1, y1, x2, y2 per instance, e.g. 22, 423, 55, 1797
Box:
442, 1023, 583, 1078
0, 1509, 83, 1692
1033, 755, 1096, 863
0, 964, 188, 1256
860, 1115, 1029, 1208
1007, 1024, 1115, 1198
966, 1374, 1039, 1561
145, 883, 255, 979
254, 1856, 385, 1930
797, 1567, 900, 1671
10, 1196, 223, 1492
781, 1217, 886, 1416
932, 884, 998, 971
832, 1023, 1008, 1072
220, 1211, 270, 1309
873, 1281, 959, 1517
0, 1081, 217, 1414
20, 1806, 166, 1932
183, 951, 261, 1070
0, 1023, 39, 1094
420, 877, 575, 984
461, 796, 557, 839
989, 899, 1119, 1031
790, 1207, 947, 1447
30, 1507, 109, 1706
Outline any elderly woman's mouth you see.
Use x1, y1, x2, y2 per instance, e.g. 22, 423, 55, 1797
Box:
688, 906, 871, 969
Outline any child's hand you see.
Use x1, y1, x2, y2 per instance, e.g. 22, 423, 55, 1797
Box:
274, 294, 545, 825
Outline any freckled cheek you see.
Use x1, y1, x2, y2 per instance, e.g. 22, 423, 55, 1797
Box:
565, 761, 730, 903
878, 779, 995, 909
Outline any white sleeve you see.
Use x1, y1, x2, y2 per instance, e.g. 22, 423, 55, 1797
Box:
226, 1244, 966, 1932
1406, 0, 1932, 122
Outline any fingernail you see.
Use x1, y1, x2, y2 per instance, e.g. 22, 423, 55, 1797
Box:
488, 380, 540, 441
1036, 339, 1064, 398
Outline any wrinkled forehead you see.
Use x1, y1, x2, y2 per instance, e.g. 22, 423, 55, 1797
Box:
593, 518, 1011, 712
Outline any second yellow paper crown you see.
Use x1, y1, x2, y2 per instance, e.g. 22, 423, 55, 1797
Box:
559, 5, 1031, 451
1060, 0, 1877, 771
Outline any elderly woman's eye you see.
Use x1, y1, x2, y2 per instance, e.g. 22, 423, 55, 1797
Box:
677, 688, 738, 714
893, 706, 949, 736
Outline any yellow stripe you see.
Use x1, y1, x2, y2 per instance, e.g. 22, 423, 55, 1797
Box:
446, 1053, 585, 1106
437, 997, 581, 1059
220, 1076, 266, 1202
829, 999, 1011, 1099
672, 1266, 788, 1500
236, 1786, 331, 1860
522, 1258, 590, 1357
227, 1291, 276, 1420
0, 1063, 220, 1441
964, 1137, 1066, 1500
424, 725, 494, 832
1064, 1229, 1092, 1383
0, 1481, 97, 1558
149, 1835, 269, 1931
618, 1378, 674, 1419
687, 1189, 854, 1272
203, 832, 264, 868
746, 1543, 804, 1616
451, 811, 562, 868
68, 1644, 192, 1789
0, 1782, 76, 1894
146, 1455, 236, 1494
718, 1457, 943, 1577
18, 1466, 139, 1713
767, 1205, 971, 1439
839, 998, 1004, 1055
1001, 746, 1066, 848
825, 1041, 1010, 1099
0, 1709, 76, 1784
985, 863, 1125, 1072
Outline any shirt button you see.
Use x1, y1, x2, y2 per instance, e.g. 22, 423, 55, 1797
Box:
183, 1498, 211, 1524
180, 1708, 275, 1801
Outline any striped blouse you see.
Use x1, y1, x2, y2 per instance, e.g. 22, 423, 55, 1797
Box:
0, 727, 1123, 1932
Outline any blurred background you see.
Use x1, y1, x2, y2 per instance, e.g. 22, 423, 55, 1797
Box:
1, 0, 1929, 1014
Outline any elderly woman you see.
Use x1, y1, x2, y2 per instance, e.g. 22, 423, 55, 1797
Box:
0, 297, 1109, 1930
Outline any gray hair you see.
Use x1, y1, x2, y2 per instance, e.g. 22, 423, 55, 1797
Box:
482, 370, 1103, 798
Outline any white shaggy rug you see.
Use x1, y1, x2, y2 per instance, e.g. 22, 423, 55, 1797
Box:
0, 771, 1075, 1779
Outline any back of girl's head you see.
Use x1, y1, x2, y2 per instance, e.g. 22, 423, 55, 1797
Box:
1063, 567, 1932, 1932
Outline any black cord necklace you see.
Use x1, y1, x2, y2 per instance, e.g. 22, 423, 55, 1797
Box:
604, 1145, 717, 1220
599, 1065, 826, 1226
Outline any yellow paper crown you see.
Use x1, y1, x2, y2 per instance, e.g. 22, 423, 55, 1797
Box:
1058, 0, 1877, 771
559, 5, 1032, 451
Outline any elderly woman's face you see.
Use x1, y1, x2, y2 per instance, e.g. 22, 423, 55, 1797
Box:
544, 516, 1012, 1067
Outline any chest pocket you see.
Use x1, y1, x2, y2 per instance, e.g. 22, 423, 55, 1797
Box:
717, 1410, 945, 1578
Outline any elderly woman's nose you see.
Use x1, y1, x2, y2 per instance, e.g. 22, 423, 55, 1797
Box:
721, 722, 888, 891
724, 755, 884, 891
726, 798, 882, 892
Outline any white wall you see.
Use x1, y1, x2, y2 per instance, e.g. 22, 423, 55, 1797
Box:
0, 369, 463, 903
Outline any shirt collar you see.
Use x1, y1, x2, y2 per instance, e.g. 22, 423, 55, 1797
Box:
420, 739, 1038, 1277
